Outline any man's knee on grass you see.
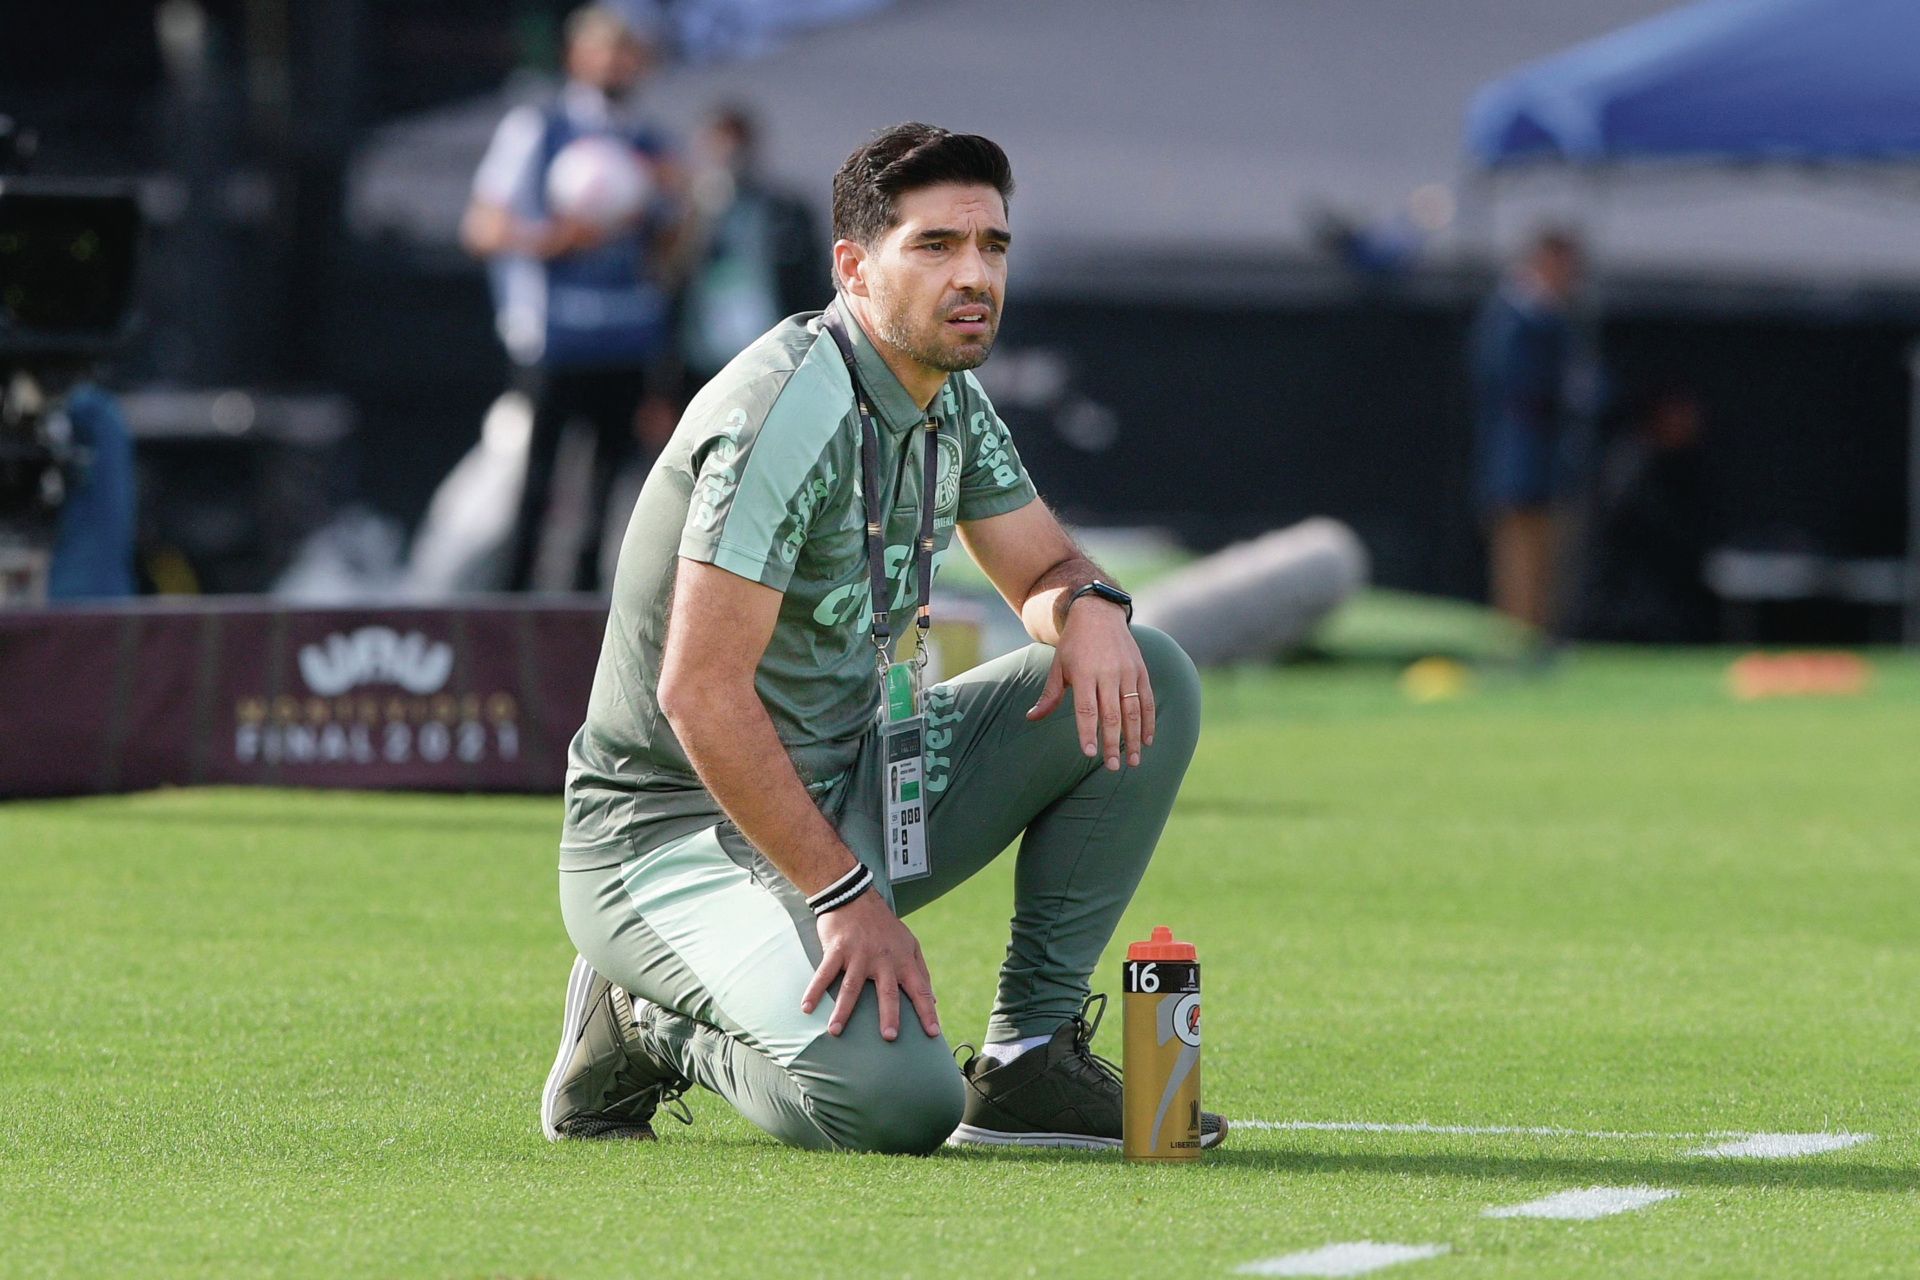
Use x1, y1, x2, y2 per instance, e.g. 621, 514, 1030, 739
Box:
790, 1027, 966, 1155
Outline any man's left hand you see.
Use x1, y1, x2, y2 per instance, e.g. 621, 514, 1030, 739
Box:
1026, 600, 1154, 770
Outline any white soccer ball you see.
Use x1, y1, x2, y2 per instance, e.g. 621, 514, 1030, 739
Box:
545, 135, 652, 231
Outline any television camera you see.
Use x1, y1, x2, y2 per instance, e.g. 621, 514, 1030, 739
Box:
0, 115, 141, 601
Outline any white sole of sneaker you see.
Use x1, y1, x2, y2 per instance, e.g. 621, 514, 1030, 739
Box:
946, 1123, 1123, 1150
540, 955, 597, 1142
947, 1123, 1228, 1151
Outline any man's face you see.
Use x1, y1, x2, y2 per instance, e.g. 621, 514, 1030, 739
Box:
568, 29, 647, 96
698, 120, 752, 178
1533, 243, 1583, 302
849, 182, 1010, 375
1648, 395, 1703, 451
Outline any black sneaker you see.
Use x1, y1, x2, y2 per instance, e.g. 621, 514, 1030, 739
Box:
540, 956, 692, 1141
949, 994, 1228, 1150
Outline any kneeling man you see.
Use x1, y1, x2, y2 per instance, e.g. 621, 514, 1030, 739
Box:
541, 123, 1222, 1153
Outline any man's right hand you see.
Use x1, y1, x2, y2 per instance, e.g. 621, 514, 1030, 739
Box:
800, 889, 940, 1042
660, 560, 941, 1044
536, 215, 616, 258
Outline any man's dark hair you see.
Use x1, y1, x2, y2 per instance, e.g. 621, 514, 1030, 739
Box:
831, 123, 1014, 248
710, 104, 758, 150
1528, 225, 1583, 260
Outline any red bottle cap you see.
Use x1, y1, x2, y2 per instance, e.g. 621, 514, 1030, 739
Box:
1127, 925, 1196, 962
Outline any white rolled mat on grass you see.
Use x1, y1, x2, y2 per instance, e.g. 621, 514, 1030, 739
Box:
1132, 518, 1367, 666
403, 391, 532, 597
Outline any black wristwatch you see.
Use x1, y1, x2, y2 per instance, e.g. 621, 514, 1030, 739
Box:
1066, 579, 1133, 623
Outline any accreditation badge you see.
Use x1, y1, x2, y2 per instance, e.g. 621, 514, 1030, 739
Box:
881, 661, 930, 883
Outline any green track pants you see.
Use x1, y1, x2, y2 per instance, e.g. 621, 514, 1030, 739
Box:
557, 626, 1200, 1153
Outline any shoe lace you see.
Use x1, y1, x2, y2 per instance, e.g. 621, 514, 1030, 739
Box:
952, 995, 1121, 1088
606, 997, 695, 1126
603, 1077, 694, 1128
656, 1079, 694, 1127
1067, 993, 1122, 1093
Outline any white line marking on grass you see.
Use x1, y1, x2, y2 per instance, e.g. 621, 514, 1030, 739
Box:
1235, 1120, 1709, 1140
1237, 1120, 1879, 1155
1235, 1242, 1450, 1277
1690, 1132, 1874, 1159
1483, 1186, 1678, 1220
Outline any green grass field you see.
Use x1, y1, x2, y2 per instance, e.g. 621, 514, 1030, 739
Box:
3, 650, 1916, 1278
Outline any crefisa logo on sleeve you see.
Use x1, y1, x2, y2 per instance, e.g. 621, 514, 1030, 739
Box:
233, 626, 523, 768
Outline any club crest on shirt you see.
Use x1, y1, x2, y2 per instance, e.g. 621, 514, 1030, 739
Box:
934, 432, 963, 521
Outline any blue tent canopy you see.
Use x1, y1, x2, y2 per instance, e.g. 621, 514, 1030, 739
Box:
1467, 0, 1920, 166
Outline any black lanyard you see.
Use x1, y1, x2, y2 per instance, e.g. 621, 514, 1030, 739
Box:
820, 304, 939, 668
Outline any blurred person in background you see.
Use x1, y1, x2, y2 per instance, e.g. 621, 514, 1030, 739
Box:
1470, 229, 1588, 633
676, 105, 826, 389
462, 4, 683, 592
47, 385, 137, 600
1575, 383, 1716, 642
0, 116, 135, 601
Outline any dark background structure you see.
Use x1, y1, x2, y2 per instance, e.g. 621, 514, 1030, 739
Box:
10, 0, 1918, 633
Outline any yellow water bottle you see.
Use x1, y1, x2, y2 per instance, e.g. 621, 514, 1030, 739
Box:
1121, 925, 1203, 1162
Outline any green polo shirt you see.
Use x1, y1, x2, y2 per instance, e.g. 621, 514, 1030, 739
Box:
561, 302, 1038, 867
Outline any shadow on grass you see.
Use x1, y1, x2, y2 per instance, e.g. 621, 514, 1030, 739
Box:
939, 1142, 1918, 1194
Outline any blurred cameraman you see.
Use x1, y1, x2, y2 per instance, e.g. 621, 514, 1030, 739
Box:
461, 5, 684, 592
0, 116, 136, 602
45, 386, 135, 599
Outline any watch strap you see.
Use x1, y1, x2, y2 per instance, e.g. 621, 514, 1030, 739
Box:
1066, 580, 1133, 623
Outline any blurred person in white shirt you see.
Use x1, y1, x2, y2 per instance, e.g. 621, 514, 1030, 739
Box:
462, 4, 684, 591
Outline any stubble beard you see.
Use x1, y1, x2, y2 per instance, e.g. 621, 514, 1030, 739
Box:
871, 290, 996, 374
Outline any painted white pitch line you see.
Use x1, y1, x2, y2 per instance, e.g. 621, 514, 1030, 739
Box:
1484, 1185, 1678, 1220
1690, 1132, 1874, 1158
1235, 1121, 1878, 1154
1235, 1120, 1713, 1140
1235, 1242, 1450, 1277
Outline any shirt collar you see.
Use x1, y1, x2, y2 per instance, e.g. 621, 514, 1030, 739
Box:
829, 296, 946, 436
1501, 270, 1568, 319
561, 79, 643, 131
